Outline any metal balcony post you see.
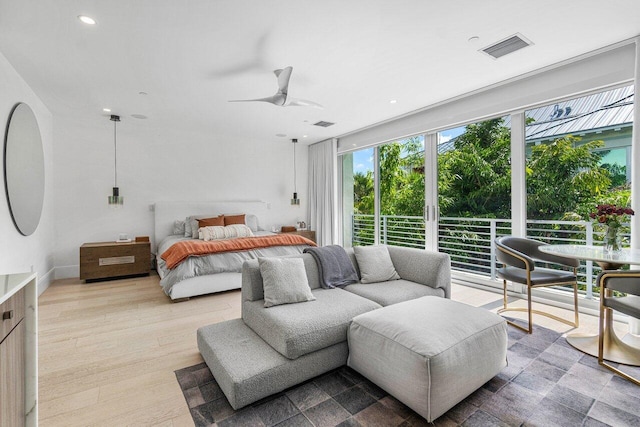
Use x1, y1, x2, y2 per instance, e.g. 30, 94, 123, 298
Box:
490, 219, 497, 280
585, 221, 593, 299
382, 215, 387, 244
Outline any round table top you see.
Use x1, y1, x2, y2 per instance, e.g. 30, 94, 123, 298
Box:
539, 244, 640, 266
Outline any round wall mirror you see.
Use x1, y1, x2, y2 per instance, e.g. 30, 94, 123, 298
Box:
3, 102, 45, 236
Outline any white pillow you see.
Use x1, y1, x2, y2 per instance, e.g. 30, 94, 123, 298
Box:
225, 224, 254, 238
259, 257, 316, 308
353, 245, 401, 284
199, 226, 226, 241
200, 224, 255, 241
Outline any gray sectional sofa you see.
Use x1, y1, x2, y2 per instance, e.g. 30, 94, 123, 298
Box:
197, 245, 451, 409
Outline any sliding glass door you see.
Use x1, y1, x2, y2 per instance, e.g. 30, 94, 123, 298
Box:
524, 84, 634, 297
342, 137, 426, 248
342, 147, 375, 246
436, 117, 512, 278
378, 136, 425, 248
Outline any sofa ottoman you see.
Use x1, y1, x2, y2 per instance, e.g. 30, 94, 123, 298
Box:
347, 296, 507, 422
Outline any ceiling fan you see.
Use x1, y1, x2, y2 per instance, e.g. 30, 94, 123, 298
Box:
229, 66, 323, 108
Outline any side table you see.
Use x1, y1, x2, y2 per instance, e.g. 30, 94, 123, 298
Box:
280, 230, 316, 244
80, 241, 151, 282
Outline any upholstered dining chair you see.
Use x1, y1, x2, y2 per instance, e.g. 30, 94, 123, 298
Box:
597, 270, 640, 385
495, 236, 579, 334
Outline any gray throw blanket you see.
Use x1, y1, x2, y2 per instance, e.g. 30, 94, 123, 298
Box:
304, 245, 359, 289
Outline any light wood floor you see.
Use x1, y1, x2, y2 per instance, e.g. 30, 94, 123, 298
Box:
37, 274, 626, 426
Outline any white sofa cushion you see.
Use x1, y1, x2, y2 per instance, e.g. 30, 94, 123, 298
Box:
344, 279, 445, 306
243, 288, 381, 359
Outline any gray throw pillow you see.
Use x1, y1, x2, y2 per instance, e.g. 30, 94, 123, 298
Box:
259, 257, 316, 308
353, 245, 401, 284
183, 216, 192, 238
173, 220, 185, 235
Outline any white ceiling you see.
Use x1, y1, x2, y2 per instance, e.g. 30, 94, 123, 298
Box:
1, 0, 639, 146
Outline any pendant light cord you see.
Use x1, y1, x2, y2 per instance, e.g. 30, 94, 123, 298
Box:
293, 140, 297, 193
114, 119, 118, 187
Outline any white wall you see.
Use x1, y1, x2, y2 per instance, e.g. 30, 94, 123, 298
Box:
0, 51, 55, 294
339, 43, 636, 152
53, 114, 308, 278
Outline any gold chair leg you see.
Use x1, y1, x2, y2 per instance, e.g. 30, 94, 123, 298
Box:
527, 286, 533, 334
573, 282, 579, 328
499, 281, 578, 334
498, 280, 533, 334
598, 297, 605, 365
598, 291, 640, 386
502, 279, 508, 309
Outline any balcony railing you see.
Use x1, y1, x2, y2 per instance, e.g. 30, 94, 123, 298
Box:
352, 214, 631, 298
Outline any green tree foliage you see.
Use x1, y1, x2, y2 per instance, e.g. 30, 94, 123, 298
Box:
526, 136, 610, 219
438, 119, 511, 218
352, 118, 623, 223
352, 137, 425, 217
353, 171, 374, 214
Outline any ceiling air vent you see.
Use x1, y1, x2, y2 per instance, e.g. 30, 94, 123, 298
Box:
313, 121, 335, 128
481, 33, 532, 59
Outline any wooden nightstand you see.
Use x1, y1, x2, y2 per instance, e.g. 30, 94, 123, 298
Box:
281, 230, 316, 243
80, 241, 151, 282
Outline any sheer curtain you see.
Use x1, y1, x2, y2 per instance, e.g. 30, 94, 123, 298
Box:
307, 138, 337, 246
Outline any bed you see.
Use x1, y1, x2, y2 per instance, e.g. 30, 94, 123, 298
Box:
154, 201, 314, 301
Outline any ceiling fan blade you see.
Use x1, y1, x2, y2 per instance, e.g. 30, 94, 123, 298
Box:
274, 66, 293, 94
287, 98, 324, 109
229, 94, 286, 106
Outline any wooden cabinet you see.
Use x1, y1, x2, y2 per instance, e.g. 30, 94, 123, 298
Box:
0, 274, 34, 427
281, 230, 316, 243
80, 241, 151, 282
1, 317, 25, 427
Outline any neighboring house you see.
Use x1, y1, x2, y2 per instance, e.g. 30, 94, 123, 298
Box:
437, 85, 634, 183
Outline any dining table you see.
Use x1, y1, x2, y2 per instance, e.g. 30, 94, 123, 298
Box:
538, 244, 640, 365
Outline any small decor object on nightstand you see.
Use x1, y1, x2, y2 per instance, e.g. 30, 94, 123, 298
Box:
117, 233, 131, 243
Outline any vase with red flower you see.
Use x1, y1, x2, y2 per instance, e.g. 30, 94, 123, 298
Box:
588, 204, 635, 253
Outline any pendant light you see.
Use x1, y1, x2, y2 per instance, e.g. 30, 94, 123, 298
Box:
291, 138, 300, 205
108, 114, 123, 207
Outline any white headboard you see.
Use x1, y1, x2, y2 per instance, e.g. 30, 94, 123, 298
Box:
153, 200, 268, 247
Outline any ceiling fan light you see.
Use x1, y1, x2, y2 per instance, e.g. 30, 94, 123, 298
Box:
78, 15, 96, 25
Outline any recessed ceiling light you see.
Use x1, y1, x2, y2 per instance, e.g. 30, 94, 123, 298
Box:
390, 100, 397, 104
131, 114, 147, 120
468, 36, 480, 43
303, 135, 308, 138
276, 134, 287, 137
138, 91, 148, 96
78, 15, 96, 25
102, 108, 111, 112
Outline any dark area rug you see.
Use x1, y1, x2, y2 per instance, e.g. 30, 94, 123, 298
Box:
176, 321, 640, 427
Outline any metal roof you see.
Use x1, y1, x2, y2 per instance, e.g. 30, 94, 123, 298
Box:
525, 85, 633, 141
437, 85, 634, 154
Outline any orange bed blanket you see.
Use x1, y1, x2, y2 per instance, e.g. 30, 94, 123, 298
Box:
161, 234, 317, 269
